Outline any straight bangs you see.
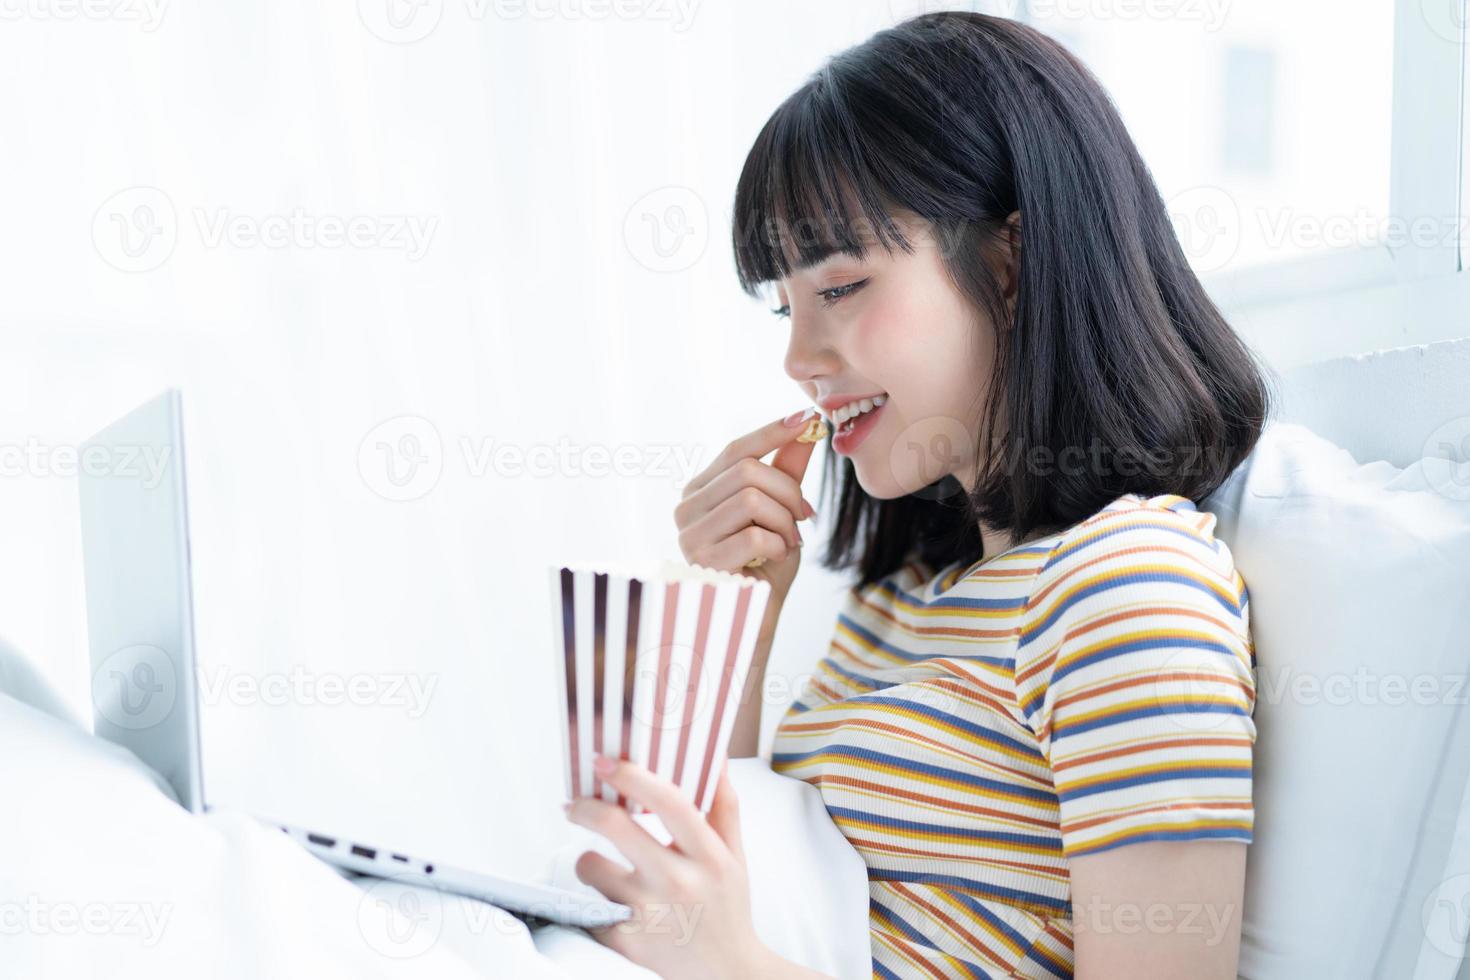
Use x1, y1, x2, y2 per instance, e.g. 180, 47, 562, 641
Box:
730, 78, 911, 298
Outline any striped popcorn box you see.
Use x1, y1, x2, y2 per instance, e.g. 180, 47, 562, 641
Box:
548, 560, 772, 816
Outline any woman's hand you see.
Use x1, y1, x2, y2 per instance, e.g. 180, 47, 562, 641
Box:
674, 408, 821, 608
564, 754, 770, 980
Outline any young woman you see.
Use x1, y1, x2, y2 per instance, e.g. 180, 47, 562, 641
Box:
564, 12, 1268, 979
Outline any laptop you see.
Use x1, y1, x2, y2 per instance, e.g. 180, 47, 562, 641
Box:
76, 388, 632, 930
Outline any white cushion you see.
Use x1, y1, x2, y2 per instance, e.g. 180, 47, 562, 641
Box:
1200, 421, 1470, 979
0, 688, 539, 978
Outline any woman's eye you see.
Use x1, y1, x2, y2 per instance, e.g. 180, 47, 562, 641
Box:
817, 278, 869, 308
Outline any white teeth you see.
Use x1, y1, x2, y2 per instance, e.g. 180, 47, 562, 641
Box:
831, 394, 887, 427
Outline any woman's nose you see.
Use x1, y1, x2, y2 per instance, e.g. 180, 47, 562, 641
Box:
783, 309, 837, 383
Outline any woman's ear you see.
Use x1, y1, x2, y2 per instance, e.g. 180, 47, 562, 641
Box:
1001, 210, 1022, 305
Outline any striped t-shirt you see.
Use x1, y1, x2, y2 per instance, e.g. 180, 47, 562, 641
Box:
770, 492, 1257, 979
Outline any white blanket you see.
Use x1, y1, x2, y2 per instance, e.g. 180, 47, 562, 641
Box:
0, 674, 871, 979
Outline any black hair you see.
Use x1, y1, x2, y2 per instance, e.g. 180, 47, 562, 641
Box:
730, 11, 1275, 590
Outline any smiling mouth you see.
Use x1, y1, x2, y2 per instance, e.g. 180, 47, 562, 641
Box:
831, 393, 887, 435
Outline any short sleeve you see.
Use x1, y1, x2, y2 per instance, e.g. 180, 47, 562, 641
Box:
1013, 502, 1257, 859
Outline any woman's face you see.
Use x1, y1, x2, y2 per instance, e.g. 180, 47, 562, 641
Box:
774, 210, 1016, 500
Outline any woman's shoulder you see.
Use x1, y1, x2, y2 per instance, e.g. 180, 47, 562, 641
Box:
1040, 491, 1242, 588
1021, 491, 1252, 644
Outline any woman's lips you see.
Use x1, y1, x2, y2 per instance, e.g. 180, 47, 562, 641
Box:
831, 398, 886, 455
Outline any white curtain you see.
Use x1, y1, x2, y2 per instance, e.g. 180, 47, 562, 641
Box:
0, 0, 922, 876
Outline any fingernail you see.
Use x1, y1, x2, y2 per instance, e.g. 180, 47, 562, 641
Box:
783, 406, 816, 428
802, 498, 817, 519
593, 755, 617, 776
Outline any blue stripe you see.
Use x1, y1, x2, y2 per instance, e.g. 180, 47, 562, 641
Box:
1049, 633, 1241, 688
769, 745, 1057, 805
1022, 569, 1243, 642
829, 693, 1047, 761
1054, 699, 1251, 739
1070, 825, 1252, 857
870, 868, 1071, 922
870, 898, 990, 978
840, 613, 1013, 668
1058, 764, 1251, 802
819, 656, 892, 694
873, 959, 903, 980
826, 805, 1062, 853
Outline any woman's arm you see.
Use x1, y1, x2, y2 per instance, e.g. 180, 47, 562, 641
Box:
725, 598, 782, 758
1069, 840, 1247, 980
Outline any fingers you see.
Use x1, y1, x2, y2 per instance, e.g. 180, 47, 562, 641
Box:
677, 456, 814, 536
707, 763, 744, 864
687, 523, 791, 572
567, 798, 682, 876
683, 408, 819, 498
768, 432, 819, 491
572, 848, 639, 905
594, 757, 725, 866
683, 485, 801, 559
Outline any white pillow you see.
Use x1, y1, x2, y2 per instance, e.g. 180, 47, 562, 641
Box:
545, 757, 871, 979
1200, 421, 1470, 980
